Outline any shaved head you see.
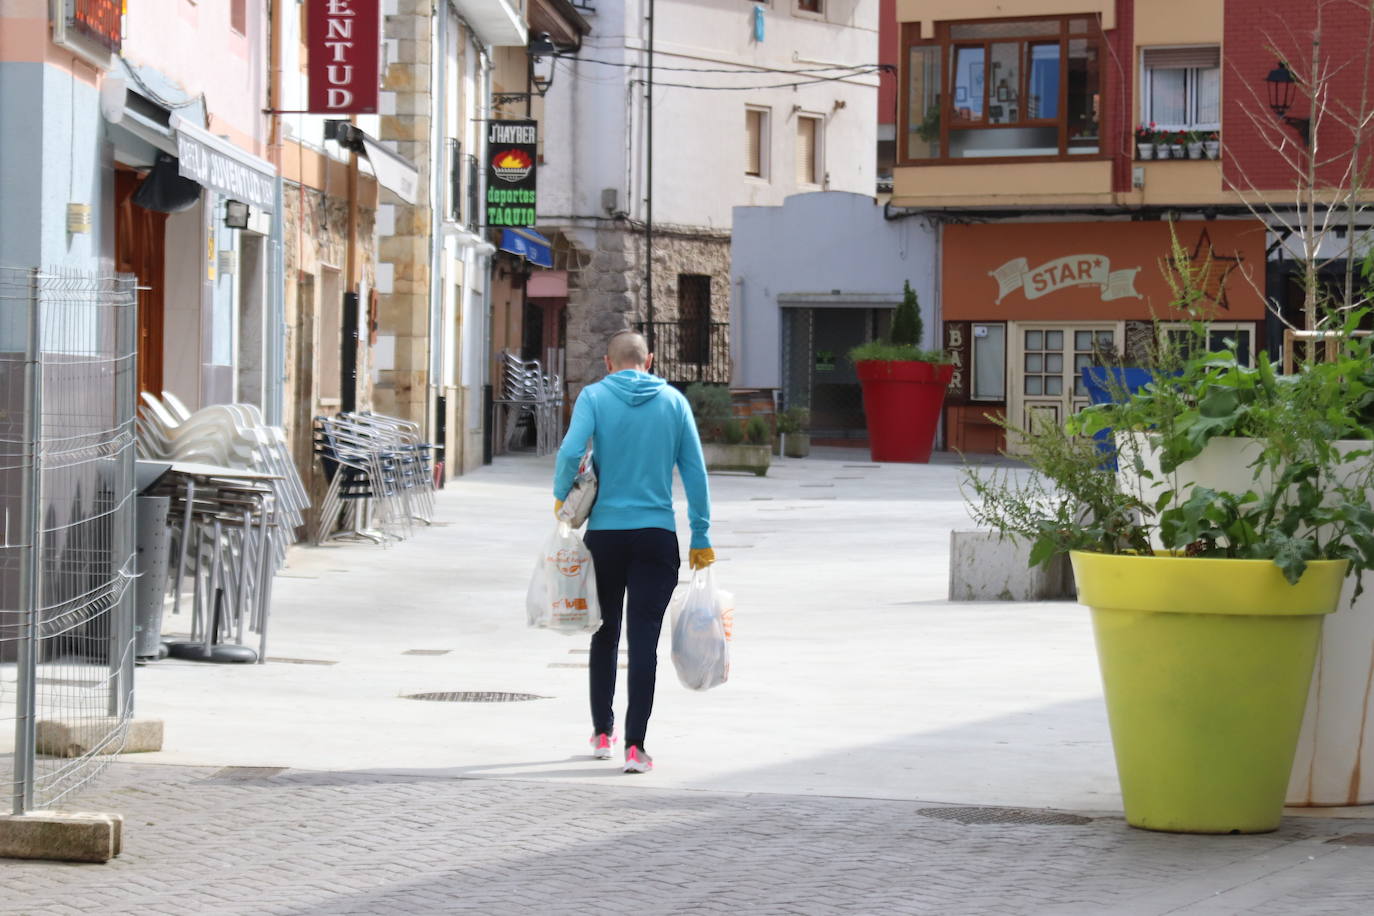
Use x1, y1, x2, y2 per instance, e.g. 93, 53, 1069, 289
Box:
606, 330, 650, 370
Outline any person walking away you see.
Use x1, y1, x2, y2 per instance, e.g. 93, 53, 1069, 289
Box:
553, 330, 714, 773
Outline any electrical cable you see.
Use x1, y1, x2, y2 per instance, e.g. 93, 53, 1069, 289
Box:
564, 55, 892, 77
629, 68, 884, 91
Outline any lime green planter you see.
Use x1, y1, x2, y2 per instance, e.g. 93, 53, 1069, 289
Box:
1071, 552, 1348, 834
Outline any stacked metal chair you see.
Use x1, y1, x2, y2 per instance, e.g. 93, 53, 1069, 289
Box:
135, 393, 309, 662
312, 412, 435, 546
495, 350, 563, 455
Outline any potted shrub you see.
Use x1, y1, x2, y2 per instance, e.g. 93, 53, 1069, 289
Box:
1169, 130, 1187, 159
1135, 123, 1157, 160
850, 280, 953, 463
1204, 130, 1220, 160
1186, 130, 1205, 159
777, 407, 811, 458
686, 384, 772, 476
963, 257, 1374, 833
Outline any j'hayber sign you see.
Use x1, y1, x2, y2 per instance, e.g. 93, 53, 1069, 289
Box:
487, 120, 537, 228
990, 254, 1141, 304
308, 0, 380, 114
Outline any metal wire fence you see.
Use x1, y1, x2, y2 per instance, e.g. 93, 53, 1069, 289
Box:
0, 266, 138, 814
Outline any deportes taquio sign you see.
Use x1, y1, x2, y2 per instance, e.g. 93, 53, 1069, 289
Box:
308, 0, 380, 114
487, 120, 537, 228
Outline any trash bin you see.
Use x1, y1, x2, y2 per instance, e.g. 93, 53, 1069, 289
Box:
134, 495, 171, 660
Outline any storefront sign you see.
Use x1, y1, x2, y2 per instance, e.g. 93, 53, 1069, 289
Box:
815, 350, 836, 372
307, 0, 380, 114
69, 0, 121, 51
944, 322, 971, 402
172, 116, 277, 213
943, 221, 1266, 322
990, 255, 1141, 304
486, 120, 537, 227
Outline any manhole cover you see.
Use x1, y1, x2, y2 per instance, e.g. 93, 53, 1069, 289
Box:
403, 649, 452, 656
1327, 834, 1374, 846
403, 691, 547, 702
266, 657, 339, 666
917, 806, 1092, 826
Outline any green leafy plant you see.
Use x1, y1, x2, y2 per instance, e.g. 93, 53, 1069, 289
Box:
745, 416, 771, 446
847, 280, 948, 364
776, 407, 811, 435
685, 382, 732, 443
722, 419, 745, 445
916, 106, 940, 143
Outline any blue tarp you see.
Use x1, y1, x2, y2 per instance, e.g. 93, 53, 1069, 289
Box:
499, 228, 553, 269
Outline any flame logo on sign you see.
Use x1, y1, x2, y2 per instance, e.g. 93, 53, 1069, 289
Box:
492, 148, 533, 182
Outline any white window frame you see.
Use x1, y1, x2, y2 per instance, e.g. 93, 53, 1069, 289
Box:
1140, 48, 1221, 132
796, 113, 824, 188
745, 105, 770, 181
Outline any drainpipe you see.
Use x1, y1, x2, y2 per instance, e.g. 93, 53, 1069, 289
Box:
429, 2, 447, 451
265, 0, 286, 426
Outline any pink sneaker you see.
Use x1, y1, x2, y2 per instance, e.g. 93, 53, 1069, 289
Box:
624, 745, 653, 774
590, 732, 616, 760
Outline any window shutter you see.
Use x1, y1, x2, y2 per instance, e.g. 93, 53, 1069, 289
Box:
797, 117, 817, 184
746, 110, 762, 176
1142, 46, 1220, 70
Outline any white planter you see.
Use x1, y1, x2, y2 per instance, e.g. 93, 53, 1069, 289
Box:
1155, 144, 1172, 160
702, 442, 770, 477
1204, 141, 1220, 159
1118, 433, 1374, 805
1170, 143, 1185, 158
1137, 143, 1154, 160
1187, 142, 1204, 159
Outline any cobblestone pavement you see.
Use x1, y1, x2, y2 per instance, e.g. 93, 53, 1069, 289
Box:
7, 763, 1374, 916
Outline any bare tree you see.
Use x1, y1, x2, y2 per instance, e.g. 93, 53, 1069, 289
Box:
1224, 0, 1374, 349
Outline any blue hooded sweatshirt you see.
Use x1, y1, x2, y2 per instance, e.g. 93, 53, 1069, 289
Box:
554, 370, 711, 550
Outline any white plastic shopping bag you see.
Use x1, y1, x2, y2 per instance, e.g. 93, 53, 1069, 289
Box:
670, 567, 734, 691
526, 522, 602, 634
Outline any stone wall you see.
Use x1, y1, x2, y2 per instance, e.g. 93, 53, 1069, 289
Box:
562, 224, 731, 395
374, 0, 433, 428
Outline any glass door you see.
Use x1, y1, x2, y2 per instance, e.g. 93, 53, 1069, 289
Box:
1008, 321, 1121, 452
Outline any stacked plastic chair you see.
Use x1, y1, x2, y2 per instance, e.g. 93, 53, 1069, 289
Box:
312, 412, 435, 546
136, 393, 310, 662
495, 351, 563, 456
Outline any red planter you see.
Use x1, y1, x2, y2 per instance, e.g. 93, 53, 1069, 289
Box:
855, 360, 955, 463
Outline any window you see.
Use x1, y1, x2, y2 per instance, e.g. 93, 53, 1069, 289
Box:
1141, 47, 1220, 131
797, 115, 821, 185
678, 275, 711, 365
447, 139, 461, 222
1159, 322, 1254, 366
796, 0, 822, 13
745, 107, 768, 178
971, 323, 1006, 400
231, 0, 246, 34
903, 16, 1103, 162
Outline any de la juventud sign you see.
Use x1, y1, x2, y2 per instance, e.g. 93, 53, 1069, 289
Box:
487, 120, 537, 228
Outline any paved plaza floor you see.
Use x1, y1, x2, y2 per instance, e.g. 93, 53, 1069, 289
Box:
8, 449, 1374, 914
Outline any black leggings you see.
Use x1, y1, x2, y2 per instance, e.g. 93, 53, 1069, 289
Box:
584, 528, 681, 751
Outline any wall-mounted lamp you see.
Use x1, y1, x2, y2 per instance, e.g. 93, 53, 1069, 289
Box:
224, 200, 250, 229
493, 33, 564, 105
1265, 61, 1310, 146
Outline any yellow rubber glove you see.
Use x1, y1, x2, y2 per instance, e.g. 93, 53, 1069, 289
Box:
554, 499, 564, 520
689, 548, 716, 570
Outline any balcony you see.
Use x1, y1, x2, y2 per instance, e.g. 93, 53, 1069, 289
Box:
637, 321, 731, 386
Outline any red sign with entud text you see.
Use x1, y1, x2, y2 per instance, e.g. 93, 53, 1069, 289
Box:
307, 0, 380, 114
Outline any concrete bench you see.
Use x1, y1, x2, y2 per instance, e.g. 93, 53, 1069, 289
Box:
948, 530, 1075, 601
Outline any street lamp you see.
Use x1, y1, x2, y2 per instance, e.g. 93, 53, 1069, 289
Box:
1265, 60, 1311, 146
493, 33, 562, 106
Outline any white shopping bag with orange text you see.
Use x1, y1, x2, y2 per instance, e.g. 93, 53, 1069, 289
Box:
526, 522, 601, 634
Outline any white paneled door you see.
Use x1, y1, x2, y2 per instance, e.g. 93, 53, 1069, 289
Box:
1007, 321, 1123, 454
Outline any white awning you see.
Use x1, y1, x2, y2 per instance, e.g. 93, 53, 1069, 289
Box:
360, 134, 420, 205
169, 114, 277, 213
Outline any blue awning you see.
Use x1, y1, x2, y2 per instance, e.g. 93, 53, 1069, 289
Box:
499, 228, 553, 269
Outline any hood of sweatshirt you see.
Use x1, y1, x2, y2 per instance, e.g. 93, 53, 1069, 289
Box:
601, 369, 666, 406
